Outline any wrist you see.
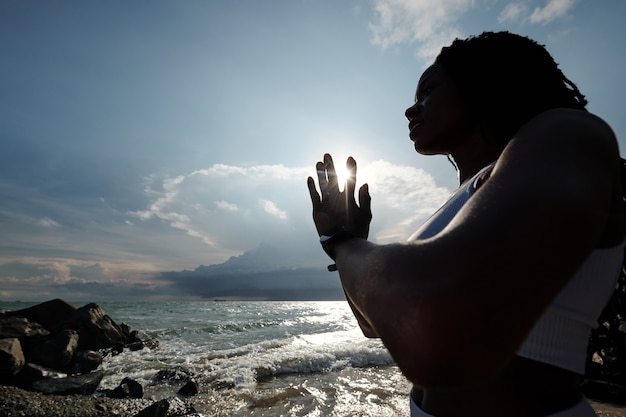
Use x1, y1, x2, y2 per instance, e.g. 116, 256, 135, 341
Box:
320, 226, 357, 261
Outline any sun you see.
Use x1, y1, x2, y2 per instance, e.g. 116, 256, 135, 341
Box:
332, 155, 370, 192
334, 161, 350, 189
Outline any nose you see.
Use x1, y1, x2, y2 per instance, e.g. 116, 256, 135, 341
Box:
405, 102, 421, 121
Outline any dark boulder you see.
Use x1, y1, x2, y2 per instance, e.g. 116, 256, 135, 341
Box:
177, 380, 198, 396
134, 398, 170, 417
105, 377, 144, 399
27, 329, 78, 371
30, 370, 104, 395
67, 349, 103, 375
0, 316, 49, 349
0, 338, 25, 379
133, 397, 198, 417
52, 303, 126, 352
2, 299, 76, 330
127, 338, 160, 352
14, 363, 67, 387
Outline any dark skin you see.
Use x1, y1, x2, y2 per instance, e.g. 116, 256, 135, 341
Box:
307, 64, 625, 416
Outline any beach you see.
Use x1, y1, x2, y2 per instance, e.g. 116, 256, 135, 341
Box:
1, 384, 625, 417
2, 300, 624, 417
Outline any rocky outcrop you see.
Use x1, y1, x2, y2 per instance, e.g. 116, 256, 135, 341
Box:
0, 299, 202, 417
0, 300, 156, 394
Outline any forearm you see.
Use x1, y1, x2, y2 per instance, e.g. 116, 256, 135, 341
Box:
333, 239, 441, 343
343, 291, 379, 338
330, 236, 534, 387
332, 238, 453, 383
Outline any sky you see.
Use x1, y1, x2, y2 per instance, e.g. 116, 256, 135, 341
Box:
1, 0, 625, 301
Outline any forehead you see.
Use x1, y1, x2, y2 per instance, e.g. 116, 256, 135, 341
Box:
417, 64, 446, 86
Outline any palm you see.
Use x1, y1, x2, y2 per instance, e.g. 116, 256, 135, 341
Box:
307, 154, 372, 239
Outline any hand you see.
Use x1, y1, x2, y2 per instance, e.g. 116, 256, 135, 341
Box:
307, 153, 372, 239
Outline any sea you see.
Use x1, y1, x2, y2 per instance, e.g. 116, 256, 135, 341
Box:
3, 300, 412, 417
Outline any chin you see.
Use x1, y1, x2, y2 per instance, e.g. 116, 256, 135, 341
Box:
413, 141, 439, 156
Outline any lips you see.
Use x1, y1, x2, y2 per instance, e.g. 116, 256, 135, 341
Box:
409, 121, 423, 131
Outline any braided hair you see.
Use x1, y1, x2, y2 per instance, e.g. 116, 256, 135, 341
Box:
435, 31, 588, 147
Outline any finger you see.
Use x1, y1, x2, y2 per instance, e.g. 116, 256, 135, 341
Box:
316, 161, 327, 189
344, 156, 357, 203
359, 183, 372, 219
323, 153, 340, 194
307, 176, 321, 208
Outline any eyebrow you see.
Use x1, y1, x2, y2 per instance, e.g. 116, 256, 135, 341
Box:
415, 72, 436, 101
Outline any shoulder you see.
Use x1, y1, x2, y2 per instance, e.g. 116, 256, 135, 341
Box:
494, 108, 620, 181
513, 108, 617, 153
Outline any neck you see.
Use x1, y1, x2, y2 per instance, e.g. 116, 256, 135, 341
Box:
449, 138, 503, 185
453, 156, 495, 184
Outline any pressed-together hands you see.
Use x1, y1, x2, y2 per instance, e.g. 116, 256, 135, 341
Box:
307, 153, 372, 240
308, 154, 378, 336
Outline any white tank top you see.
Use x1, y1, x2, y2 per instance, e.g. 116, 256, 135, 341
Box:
410, 163, 623, 374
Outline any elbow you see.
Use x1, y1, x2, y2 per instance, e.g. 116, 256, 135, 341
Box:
361, 326, 380, 338
373, 295, 509, 388
392, 344, 507, 388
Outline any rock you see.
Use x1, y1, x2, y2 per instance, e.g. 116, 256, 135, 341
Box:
67, 349, 103, 374
164, 396, 200, 416
30, 370, 104, 395
144, 338, 159, 349
177, 380, 198, 396
0, 338, 25, 379
123, 378, 144, 399
134, 398, 169, 417
128, 329, 142, 343
0, 316, 46, 338
1, 299, 157, 400
27, 329, 79, 371
0, 316, 50, 349
52, 303, 126, 352
14, 363, 67, 387
133, 397, 199, 417
152, 365, 194, 384
127, 337, 159, 351
127, 341, 146, 351
3, 299, 76, 330
105, 377, 144, 399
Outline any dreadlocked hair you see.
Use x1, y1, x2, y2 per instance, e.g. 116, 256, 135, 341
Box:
435, 31, 588, 147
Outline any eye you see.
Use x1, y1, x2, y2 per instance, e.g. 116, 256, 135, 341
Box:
415, 85, 433, 103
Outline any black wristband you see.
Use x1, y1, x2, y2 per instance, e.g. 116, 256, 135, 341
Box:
319, 226, 357, 261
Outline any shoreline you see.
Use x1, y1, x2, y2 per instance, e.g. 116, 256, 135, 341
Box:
1, 385, 625, 417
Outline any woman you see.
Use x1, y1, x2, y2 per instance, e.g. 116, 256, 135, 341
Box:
307, 32, 625, 416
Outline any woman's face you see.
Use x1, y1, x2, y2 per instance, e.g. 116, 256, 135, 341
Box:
405, 64, 475, 155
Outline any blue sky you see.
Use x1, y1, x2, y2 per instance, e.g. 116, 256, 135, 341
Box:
2, 0, 625, 301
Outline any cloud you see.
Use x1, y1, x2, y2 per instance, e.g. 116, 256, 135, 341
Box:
134, 164, 313, 257
498, 2, 530, 24
0, 160, 452, 301
530, 0, 576, 24
37, 217, 61, 228
363, 160, 450, 242
369, 0, 579, 59
498, 0, 577, 25
368, 0, 473, 60
260, 199, 288, 220
215, 200, 239, 211
136, 161, 450, 254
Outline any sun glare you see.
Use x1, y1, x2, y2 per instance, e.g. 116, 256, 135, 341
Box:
334, 162, 350, 189
331, 155, 370, 192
